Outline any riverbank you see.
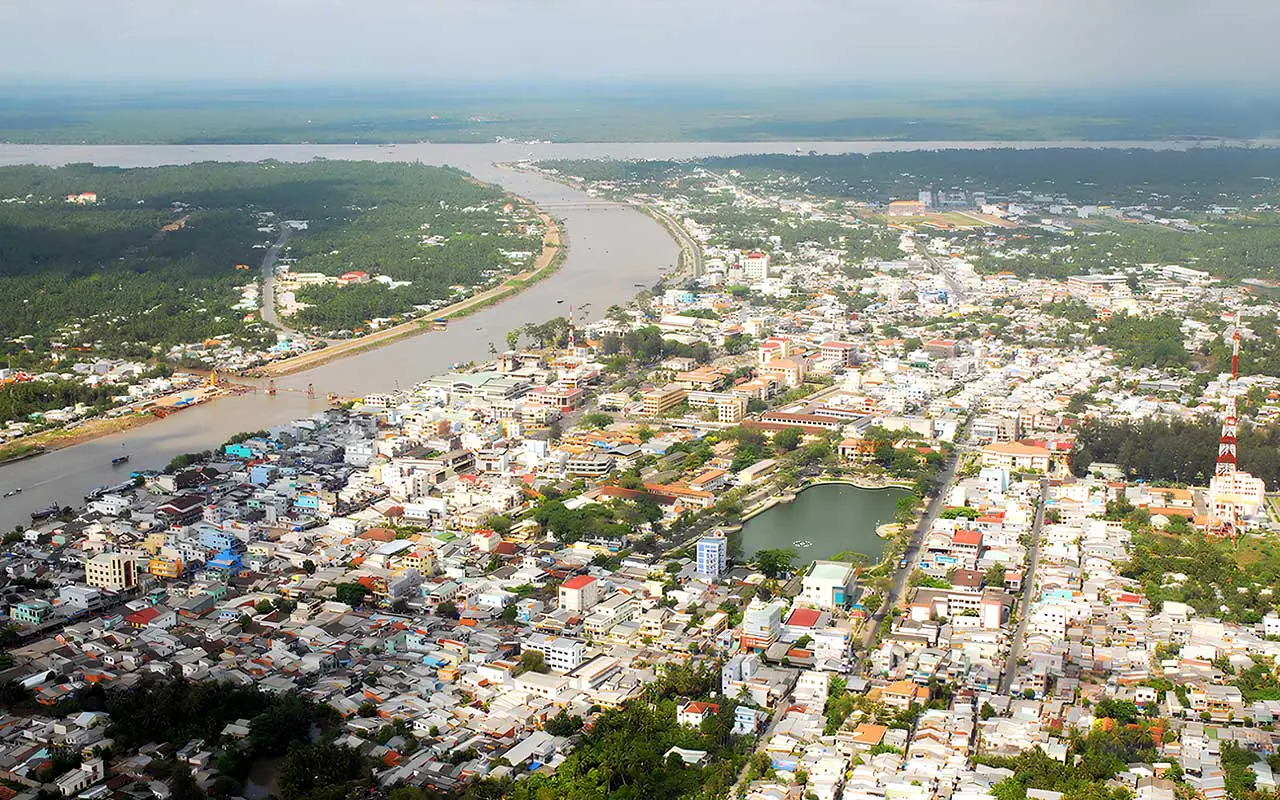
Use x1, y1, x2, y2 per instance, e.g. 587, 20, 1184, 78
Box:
253, 206, 565, 378
0, 414, 155, 463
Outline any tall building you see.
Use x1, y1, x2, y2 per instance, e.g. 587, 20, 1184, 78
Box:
740, 250, 770, 282
696, 531, 728, 578
558, 575, 601, 614
84, 553, 138, 591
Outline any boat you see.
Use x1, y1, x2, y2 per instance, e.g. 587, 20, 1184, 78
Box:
30, 503, 60, 522
112, 455, 130, 466
556, 299, 564, 304
2, 488, 20, 498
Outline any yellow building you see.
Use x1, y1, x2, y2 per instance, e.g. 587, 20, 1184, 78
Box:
148, 557, 183, 579
641, 384, 688, 415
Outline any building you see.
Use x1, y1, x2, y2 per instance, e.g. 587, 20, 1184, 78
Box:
677, 701, 721, 727
641, 384, 688, 416
696, 531, 728, 579
740, 251, 770, 282
11, 599, 52, 625
687, 391, 748, 423
1209, 470, 1267, 523
564, 452, 614, 477
800, 561, 857, 610
981, 441, 1052, 473
887, 199, 926, 217
819, 341, 857, 368
741, 600, 785, 650
558, 575, 601, 614
84, 553, 138, 591
1066, 274, 1130, 295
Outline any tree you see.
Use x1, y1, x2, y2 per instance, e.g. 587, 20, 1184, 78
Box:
515, 650, 548, 675
754, 548, 797, 579
278, 742, 368, 800
773, 427, 802, 453
334, 583, 369, 608
500, 604, 518, 624
543, 709, 583, 736
984, 564, 1007, 588
255, 599, 274, 614
582, 411, 613, 429
437, 600, 459, 619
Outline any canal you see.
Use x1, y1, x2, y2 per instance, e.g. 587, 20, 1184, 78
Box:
738, 483, 912, 566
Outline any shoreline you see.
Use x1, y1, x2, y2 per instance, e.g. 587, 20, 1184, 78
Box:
739, 477, 914, 522
252, 205, 565, 379
0, 197, 564, 462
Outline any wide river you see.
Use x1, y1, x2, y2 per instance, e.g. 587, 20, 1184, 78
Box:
0, 138, 1229, 528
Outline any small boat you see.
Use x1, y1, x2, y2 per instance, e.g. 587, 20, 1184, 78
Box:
556, 299, 564, 304
112, 455, 130, 466
2, 488, 19, 498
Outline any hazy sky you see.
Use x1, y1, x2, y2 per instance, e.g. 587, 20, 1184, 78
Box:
3, 0, 1277, 87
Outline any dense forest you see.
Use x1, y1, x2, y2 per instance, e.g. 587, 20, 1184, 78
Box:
0, 160, 532, 354
1071, 417, 1280, 486
546, 148, 1280, 208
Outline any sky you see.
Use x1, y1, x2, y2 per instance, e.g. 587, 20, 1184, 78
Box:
2, 0, 1277, 88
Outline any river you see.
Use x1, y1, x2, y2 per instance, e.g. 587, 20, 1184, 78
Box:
738, 483, 912, 566
0, 138, 1236, 528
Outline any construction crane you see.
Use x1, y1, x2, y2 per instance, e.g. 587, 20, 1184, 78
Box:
203, 368, 219, 389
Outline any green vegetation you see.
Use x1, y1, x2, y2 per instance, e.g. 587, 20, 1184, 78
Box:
506, 696, 748, 800
1122, 531, 1280, 623
1095, 313, 1189, 369
1072, 417, 1280, 486
0, 160, 533, 355
83, 677, 368, 800
549, 147, 1280, 208
982, 724, 1159, 800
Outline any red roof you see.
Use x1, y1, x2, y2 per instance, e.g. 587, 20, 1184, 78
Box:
562, 575, 597, 590
952, 529, 983, 546
682, 701, 720, 715
125, 607, 161, 625
785, 607, 821, 628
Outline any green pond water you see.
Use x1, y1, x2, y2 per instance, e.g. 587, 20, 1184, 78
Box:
739, 483, 912, 565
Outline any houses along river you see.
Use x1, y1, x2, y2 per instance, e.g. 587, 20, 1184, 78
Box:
0, 138, 1217, 528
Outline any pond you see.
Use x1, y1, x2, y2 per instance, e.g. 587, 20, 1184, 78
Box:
738, 483, 912, 566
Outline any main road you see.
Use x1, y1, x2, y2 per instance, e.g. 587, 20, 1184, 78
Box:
999, 477, 1048, 696
859, 411, 977, 649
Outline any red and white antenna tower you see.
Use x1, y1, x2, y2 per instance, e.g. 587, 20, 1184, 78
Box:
1215, 311, 1243, 477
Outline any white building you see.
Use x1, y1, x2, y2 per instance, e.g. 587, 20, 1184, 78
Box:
558, 574, 601, 613
696, 531, 728, 578
1209, 470, 1266, 524
800, 561, 856, 610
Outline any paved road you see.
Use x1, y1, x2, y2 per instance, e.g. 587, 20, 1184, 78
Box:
917, 246, 967, 305
999, 477, 1048, 695
859, 412, 976, 649
259, 225, 293, 331
641, 202, 703, 278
